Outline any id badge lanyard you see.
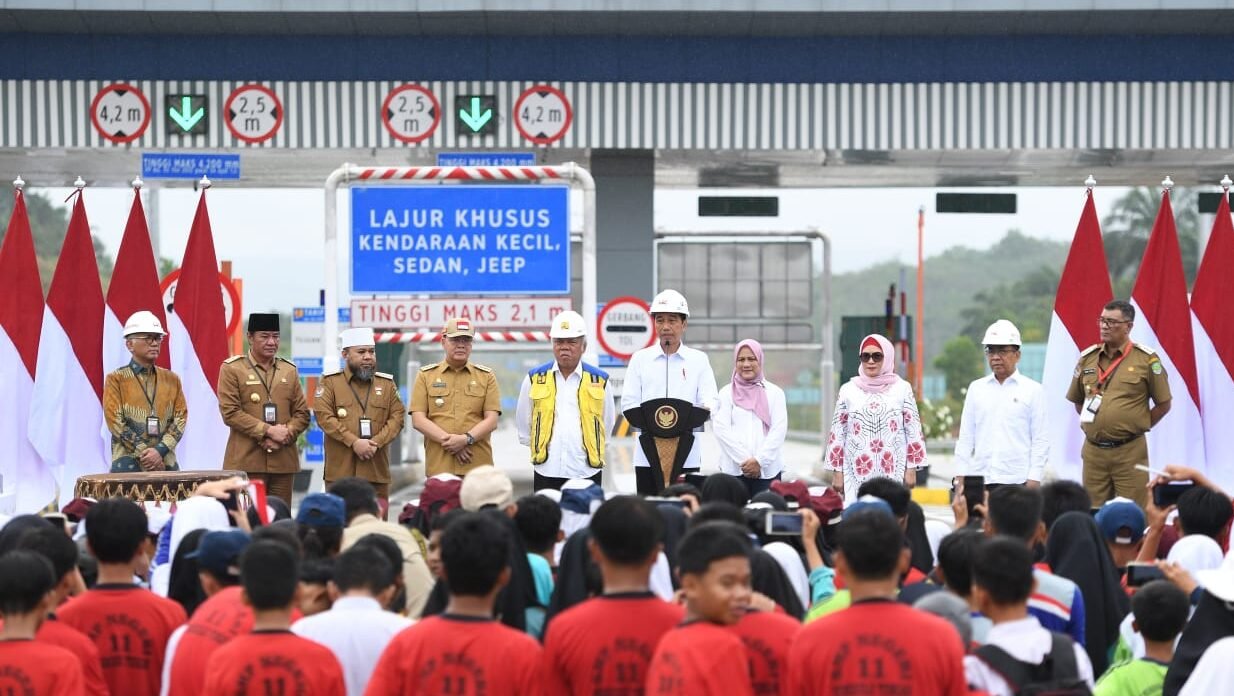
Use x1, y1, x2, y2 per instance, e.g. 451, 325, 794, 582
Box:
1083, 342, 1132, 421
131, 365, 160, 437
247, 358, 279, 424
348, 380, 374, 439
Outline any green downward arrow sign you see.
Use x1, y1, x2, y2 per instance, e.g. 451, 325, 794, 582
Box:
458, 96, 493, 132
169, 96, 205, 132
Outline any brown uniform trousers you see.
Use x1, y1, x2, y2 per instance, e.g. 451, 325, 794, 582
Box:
313, 367, 405, 500
1067, 342, 1171, 507
409, 361, 501, 477
217, 354, 311, 502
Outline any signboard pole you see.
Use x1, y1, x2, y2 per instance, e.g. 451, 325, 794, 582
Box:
322, 163, 597, 365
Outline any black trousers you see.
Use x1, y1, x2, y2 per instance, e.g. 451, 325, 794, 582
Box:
635, 467, 705, 495
533, 470, 602, 491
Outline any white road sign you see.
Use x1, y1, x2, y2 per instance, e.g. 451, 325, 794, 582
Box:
598, 296, 654, 361
224, 84, 283, 143
514, 84, 573, 145
350, 297, 571, 330
382, 84, 441, 143
90, 83, 151, 144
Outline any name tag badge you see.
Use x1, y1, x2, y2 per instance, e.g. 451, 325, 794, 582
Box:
263, 403, 278, 424
1080, 394, 1102, 424
146, 416, 160, 437
359, 418, 373, 439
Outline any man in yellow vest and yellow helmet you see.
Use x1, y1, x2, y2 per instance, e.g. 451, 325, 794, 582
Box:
515, 310, 616, 490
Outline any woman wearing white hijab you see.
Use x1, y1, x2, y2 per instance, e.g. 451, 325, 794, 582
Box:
825, 334, 927, 502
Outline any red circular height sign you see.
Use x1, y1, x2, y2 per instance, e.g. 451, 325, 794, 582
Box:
597, 296, 655, 361
514, 84, 573, 145
381, 84, 441, 144
224, 84, 283, 144
90, 83, 151, 144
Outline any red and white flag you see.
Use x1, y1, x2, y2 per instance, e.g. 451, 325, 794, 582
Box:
104, 187, 169, 375
28, 192, 108, 505
168, 190, 229, 469
0, 187, 55, 511
1130, 187, 1205, 473
1191, 187, 1234, 489
1042, 188, 1113, 483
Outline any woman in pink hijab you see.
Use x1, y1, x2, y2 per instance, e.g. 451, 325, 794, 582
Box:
713, 339, 788, 499
825, 334, 927, 502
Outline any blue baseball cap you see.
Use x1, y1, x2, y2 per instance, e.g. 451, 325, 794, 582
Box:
186, 530, 251, 579
842, 495, 895, 521
1095, 498, 1146, 545
296, 493, 347, 528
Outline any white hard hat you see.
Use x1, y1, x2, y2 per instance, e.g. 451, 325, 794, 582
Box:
982, 319, 1022, 347
123, 311, 166, 337
649, 289, 690, 317
549, 310, 587, 339
340, 327, 376, 349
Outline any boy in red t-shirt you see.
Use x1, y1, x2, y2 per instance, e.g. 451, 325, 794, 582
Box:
202, 541, 346, 695
13, 525, 108, 696
0, 550, 86, 696
543, 496, 685, 696
366, 512, 542, 695
645, 521, 756, 696
58, 497, 187, 696
785, 506, 969, 696
164, 529, 253, 696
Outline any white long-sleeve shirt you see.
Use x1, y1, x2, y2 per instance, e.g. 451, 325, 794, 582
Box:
712, 381, 787, 479
620, 343, 718, 470
515, 362, 617, 480
291, 596, 413, 696
954, 370, 1049, 484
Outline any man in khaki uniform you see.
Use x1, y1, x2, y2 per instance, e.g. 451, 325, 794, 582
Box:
1067, 300, 1171, 507
410, 318, 501, 477
314, 327, 405, 516
218, 313, 311, 502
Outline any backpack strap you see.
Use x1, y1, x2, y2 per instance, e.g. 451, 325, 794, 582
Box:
1044, 633, 1080, 682
974, 644, 1037, 692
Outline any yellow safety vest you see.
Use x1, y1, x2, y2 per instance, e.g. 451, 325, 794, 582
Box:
528, 362, 608, 468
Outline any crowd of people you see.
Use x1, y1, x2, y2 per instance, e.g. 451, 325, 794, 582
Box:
1, 459, 1233, 695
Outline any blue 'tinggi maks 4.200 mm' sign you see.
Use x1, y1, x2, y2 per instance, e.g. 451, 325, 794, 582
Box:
350, 185, 570, 295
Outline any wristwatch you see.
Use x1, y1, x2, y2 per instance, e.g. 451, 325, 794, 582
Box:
465, 432, 475, 446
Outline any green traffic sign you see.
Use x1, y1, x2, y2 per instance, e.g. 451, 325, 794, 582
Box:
455, 95, 496, 136
166, 94, 207, 135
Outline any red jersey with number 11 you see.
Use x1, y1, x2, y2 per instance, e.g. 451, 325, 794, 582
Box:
203, 630, 345, 696
645, 621, 754, 696
0, 639, 86, 696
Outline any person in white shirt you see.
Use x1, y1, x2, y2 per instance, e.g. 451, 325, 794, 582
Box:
516, 310, 616, 490
965, 537, 1094, 695
620, 289, 718, 494
713, 338, 788, 499
955, 319, 1048, 489
291, 544, 413, 696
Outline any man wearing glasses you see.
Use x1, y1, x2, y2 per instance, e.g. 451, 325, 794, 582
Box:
1067, 300, 1171, 507
103, 311, 187, 472
954, 320, 1047, 490
410, 318, 501, 477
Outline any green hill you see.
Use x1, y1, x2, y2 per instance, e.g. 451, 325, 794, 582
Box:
831, 229, 1069, 371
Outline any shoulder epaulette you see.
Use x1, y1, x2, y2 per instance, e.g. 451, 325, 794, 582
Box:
1134, 343, 1157, 356
419, 363, 439, 372
1079, 344, 1101, 357
321, 369, 342, 378
277, 356, 297, 367
375, 371, 394, 380
473, 363, 493, 373
223, 355, 244, 364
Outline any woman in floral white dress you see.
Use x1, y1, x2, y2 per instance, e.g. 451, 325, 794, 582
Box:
826, 334, 927, 502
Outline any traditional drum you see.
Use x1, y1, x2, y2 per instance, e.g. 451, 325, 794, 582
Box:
74, 470, 245, 503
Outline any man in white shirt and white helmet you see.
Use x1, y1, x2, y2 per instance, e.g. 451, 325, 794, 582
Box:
954, 319, 1049, 490
621, 289, 718, 494
516, 310, 616, 490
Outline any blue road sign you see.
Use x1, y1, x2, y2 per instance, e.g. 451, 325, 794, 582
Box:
141, 153, 240, 180
436, 152, 536, 167
351, 185, 570, 295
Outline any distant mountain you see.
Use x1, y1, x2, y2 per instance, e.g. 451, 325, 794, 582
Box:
831, 230, 1069, 371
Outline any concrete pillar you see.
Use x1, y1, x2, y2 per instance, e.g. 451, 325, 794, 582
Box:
592, 149, 655, 302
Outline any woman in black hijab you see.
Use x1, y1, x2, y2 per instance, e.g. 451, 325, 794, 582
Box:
545, 528, 603, 624
1044, 511, 1130, 675
750, 550, 805, 619
701, 473, 750, 508
905, 501, 935, 575
655, 501, 689, 584
167, 528, 208, 616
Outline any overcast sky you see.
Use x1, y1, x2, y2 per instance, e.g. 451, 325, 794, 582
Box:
38, 183, 1133, 314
